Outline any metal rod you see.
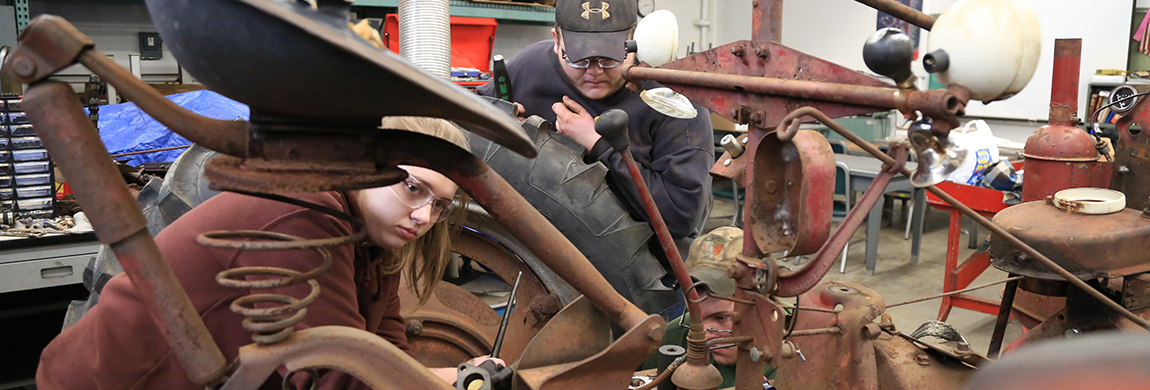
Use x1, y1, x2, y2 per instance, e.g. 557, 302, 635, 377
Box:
987, 277, 1020, 359
781, 106, 1150, 330
490, 271, 521, 359
775, 304, 841, 314
625, 67, 961, 122
854, 0, 935, 30
78, 49, 249, 158
628, 67, 896, 108
109, 144, 192, 158
24, 81, 228, 385
619, 152, 702, 317
787, 326, 842, 337
705, 335, 754, 348
886, 276, 1025, 308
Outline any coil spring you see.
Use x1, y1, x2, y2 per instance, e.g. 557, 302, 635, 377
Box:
201, 191, 366, 345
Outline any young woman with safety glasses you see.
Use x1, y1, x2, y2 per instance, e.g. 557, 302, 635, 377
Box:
36, 116, 502, 389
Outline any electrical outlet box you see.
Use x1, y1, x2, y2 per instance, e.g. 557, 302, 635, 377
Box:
139, 32, 163, 60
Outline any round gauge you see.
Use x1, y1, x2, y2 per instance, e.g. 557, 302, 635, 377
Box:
1109, 85, 1140, 114
638, 0, 656, 17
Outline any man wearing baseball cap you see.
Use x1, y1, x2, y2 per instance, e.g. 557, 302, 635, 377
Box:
478, 1, 715, 299
639, 227, 778, 388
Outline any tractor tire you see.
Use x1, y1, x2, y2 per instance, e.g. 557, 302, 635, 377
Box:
464, 116, 678, 317
63, 145, 222, 330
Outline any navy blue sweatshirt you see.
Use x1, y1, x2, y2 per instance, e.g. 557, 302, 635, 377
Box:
479, 40, 714, 244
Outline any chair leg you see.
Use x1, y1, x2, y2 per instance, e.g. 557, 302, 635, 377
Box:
840, 242, 849, 274
904, 200, 914, 240
730, 179, 741, 227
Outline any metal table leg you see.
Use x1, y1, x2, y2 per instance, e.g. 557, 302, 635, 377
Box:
910, 187, 925, 264
866, 196, 882, 276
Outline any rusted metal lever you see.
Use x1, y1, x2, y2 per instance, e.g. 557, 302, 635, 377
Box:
777, 106, 1150, 330
775, 144, 908, 296
592, 109, 701, 317
22, 81, 230, 386
592, 109, 723, 390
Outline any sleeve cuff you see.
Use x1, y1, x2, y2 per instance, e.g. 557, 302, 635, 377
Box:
583, 137, 615, 164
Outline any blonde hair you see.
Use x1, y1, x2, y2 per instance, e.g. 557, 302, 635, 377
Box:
377, 116, 470, 305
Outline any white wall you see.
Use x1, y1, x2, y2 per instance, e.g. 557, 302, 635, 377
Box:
29, 2, 181, 87
492, 24, 553, 59
652, 0, 752, 57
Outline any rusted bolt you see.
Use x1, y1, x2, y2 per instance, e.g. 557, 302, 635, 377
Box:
1132, 149, 1139, 156
915, 354, 931, 365
721, 134, 745, 158
862, 323, 882, 339
755, 46, 770, 60
750, 111, 765, 125
727, 264, 745, 279
731, 44, 746, 57
956, 342, 971, 353
765, 180, 778, 194
10, 56, 36, 78
647, 322, 664, 342
1120, 166, 1131, 174
406, 319, 423, 336
723, 159, 732, 166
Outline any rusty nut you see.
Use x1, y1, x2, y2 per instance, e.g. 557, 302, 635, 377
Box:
405, 319, 423, 336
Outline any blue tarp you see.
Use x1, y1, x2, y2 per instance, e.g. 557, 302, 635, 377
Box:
94, 90, 249, 165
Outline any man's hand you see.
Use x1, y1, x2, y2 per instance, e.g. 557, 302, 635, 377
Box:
552, 96, 602, 150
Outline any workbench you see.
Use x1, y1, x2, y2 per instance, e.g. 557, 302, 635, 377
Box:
0, 233, 100, 294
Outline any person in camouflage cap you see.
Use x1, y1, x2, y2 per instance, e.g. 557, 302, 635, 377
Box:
640, 227, 777, 387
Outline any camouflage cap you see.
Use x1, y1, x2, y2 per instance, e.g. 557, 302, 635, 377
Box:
684, 226, 743, 297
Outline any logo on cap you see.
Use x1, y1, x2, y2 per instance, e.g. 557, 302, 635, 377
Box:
581, 2, 610, 20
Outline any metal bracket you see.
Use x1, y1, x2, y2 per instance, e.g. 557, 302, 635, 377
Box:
14, 0, 28, 34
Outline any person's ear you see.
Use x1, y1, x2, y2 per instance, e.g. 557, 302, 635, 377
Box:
552, 28, 560, 54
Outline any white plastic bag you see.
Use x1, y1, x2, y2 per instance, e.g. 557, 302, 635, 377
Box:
945, 120, 1000, 185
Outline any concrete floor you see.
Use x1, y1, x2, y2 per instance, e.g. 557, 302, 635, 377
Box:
704, 196, 1024, 357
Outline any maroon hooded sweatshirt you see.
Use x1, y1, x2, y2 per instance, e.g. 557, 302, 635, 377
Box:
36, 191, 410, 389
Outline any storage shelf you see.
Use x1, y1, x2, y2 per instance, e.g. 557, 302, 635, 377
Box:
353, 0, 555, 24
26, 0, 556, 24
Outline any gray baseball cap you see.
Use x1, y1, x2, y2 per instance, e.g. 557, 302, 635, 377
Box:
555, 0, 636, 62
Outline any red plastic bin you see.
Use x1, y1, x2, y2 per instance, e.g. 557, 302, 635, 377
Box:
383, 15, 498, 73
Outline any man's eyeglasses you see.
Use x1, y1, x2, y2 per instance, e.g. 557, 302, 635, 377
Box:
389, 175, 456, 222
562, 49, 622, 69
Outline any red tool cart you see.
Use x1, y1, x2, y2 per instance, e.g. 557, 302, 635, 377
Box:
926, 176, 1017, 322
382, 15, 498, 92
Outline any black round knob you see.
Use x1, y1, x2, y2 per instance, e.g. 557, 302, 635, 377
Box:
863, 28, 915, 87
594, 109, 631, 151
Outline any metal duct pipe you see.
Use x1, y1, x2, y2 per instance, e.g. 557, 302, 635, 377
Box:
398, 0, 452, 80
